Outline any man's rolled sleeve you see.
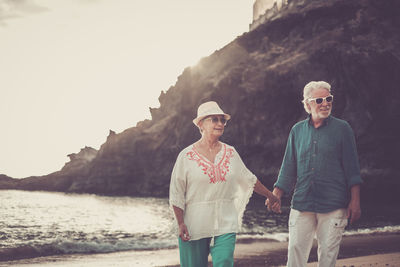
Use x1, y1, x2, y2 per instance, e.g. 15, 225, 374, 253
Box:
274, 129, 297, 194
341, 122, 363, 188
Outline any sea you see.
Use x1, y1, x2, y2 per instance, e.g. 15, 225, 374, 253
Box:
1, 190, 400, 263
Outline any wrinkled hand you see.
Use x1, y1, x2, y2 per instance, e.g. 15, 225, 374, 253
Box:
265, 193, 281, 213
347, 199, 361, 224
178, 223, 191, 241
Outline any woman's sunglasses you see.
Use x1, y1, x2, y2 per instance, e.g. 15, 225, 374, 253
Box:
307, 95, 333, 104
203, 116, 227, 126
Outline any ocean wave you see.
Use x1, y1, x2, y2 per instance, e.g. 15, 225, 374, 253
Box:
237, 232, 289, 242
237, 225, 400, 243
344, 225, 400, 236
2, 225, 400, 262
0, 237, 177, 262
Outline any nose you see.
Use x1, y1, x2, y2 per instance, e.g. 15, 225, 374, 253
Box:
322, 99, 331, 105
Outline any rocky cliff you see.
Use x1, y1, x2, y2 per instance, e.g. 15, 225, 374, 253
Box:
2, 0, 399, 204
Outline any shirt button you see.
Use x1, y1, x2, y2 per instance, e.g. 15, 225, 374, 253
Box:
312, 154, 316, 157
313, 140, 317, 143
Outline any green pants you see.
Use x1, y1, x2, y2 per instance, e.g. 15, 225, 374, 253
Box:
178, 233, 236, 267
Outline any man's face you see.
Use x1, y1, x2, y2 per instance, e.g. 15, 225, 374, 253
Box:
307, 88, 332, 120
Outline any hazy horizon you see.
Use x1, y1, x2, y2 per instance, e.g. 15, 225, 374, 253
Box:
0, 0, 254, 178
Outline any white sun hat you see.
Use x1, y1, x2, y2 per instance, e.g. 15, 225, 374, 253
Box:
192, 101, 231, 126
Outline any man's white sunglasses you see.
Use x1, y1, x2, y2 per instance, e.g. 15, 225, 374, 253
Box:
307, 95, 334, 104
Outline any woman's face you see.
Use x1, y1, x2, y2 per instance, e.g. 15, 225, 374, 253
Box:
199, 115, 227, 137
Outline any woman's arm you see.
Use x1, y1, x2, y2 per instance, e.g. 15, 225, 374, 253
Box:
172, 205, 191, 241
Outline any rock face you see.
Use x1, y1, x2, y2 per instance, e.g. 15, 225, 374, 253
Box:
0, 146, 98, 192
253, 0, 281, 21
252, 0, 287, 21
2, 0, 400, 204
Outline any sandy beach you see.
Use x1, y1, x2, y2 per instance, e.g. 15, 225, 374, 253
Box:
233, 233, 400, 267
2, 233, 400, 267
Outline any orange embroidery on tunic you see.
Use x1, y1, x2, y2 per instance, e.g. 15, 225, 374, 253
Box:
186, 145, 234, 183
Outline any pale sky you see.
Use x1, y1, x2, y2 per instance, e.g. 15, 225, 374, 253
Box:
0, 0, 254, 178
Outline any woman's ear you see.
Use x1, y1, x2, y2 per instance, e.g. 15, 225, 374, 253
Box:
197, 121, 203, 134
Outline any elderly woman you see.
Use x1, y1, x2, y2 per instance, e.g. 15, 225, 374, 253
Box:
169, 101, 278, 267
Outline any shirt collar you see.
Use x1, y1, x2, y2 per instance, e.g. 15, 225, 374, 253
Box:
307, 114, 332, 127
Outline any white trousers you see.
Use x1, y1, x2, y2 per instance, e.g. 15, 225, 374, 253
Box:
286, 208, 348, 267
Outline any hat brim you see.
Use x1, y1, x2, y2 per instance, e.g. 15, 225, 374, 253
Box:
193, 113, 231, 126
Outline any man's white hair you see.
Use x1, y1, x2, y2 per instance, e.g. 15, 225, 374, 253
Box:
302, 81, 331, 114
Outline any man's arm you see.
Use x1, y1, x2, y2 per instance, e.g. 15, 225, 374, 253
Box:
347, 184, 361, 224
274, 129, 297, 192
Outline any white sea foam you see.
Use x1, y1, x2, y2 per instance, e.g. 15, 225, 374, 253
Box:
344, 225, 400, 236
238, 225, 400, 243
237, 232, 289, 242
51, 237, 177, 254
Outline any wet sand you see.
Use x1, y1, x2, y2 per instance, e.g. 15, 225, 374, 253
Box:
2, 233, 400, 267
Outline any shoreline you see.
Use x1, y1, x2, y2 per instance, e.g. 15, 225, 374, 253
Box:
233, 232, 400, 266
2, 233, 400, 267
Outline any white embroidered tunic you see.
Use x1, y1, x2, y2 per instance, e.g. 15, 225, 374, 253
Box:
169, 143, 257, 241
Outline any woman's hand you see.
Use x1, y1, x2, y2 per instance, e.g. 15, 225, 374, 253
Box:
179, 223, 191, 241
172, 206, 191, 241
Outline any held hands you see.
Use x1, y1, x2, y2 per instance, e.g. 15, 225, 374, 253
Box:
178, 223, 191, 241
265, 195, 281, 213
265, 194, 281, 213
254, 180, 281, 213
265, 188, 282, 213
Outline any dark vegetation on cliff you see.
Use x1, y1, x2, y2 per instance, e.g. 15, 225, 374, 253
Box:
1, 0, 399, 206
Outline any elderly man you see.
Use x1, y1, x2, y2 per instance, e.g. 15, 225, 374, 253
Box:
269, 81, 362, 267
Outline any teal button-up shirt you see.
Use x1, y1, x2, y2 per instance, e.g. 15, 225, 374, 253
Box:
274, 115, 363, 213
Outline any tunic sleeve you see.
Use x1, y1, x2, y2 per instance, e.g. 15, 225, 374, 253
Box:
232, 147, 257, 229
169, 151, 186, 210
234, 148, 257, 191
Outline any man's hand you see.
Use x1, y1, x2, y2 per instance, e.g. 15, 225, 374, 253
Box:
347, 198, 361, 224
178, 223, 191, 241
347, 185, 361, 224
